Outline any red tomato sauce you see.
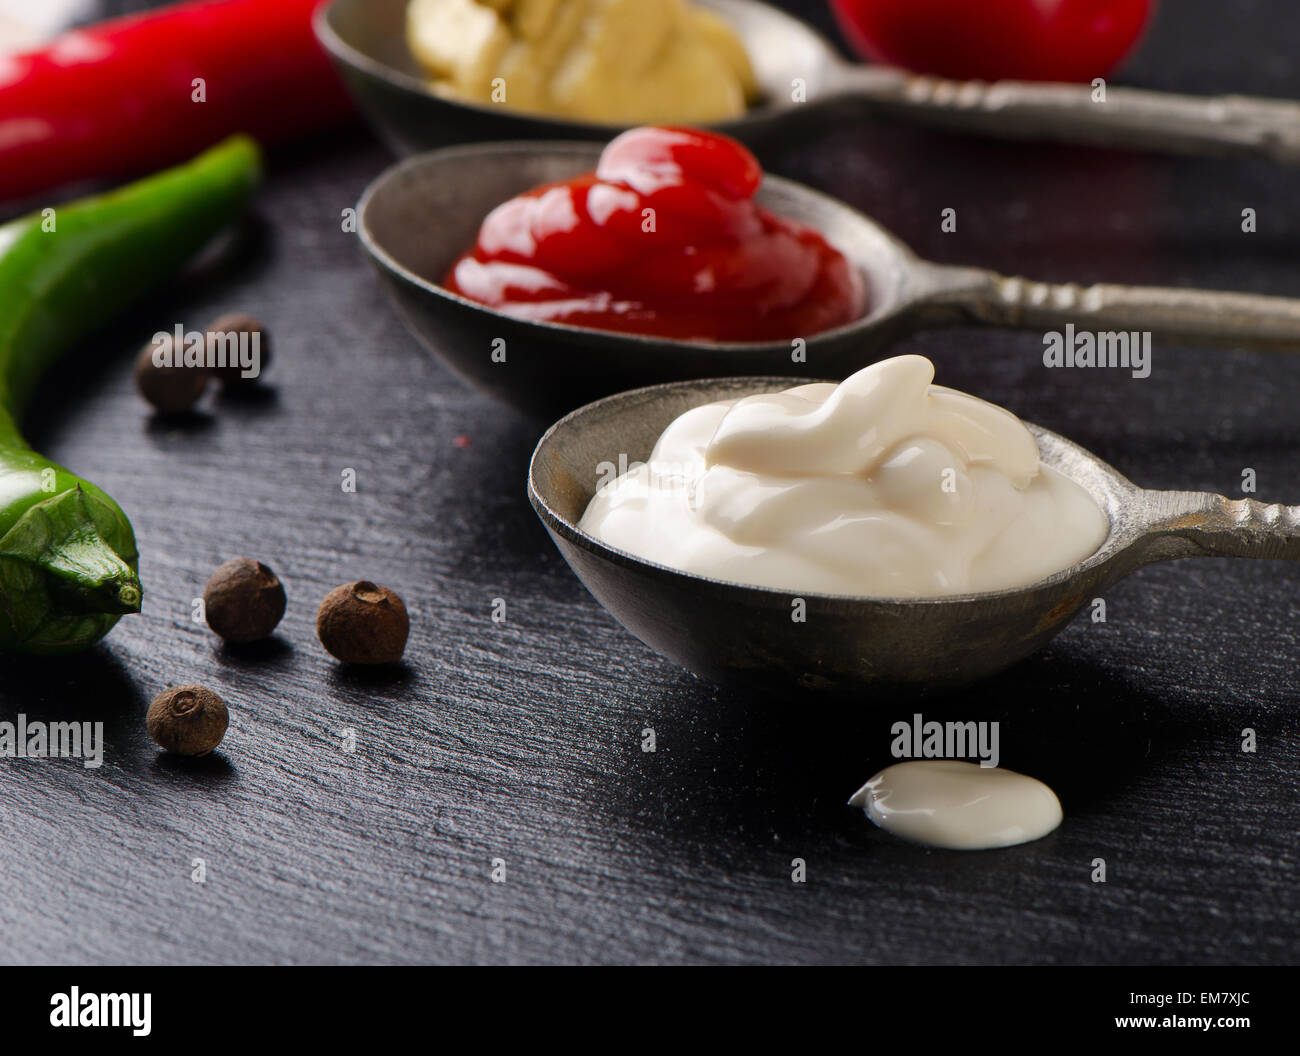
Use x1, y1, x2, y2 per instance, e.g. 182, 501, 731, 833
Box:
444, 126, 865, 342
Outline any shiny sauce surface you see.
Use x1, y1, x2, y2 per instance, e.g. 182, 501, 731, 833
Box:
445, 126, 866, 341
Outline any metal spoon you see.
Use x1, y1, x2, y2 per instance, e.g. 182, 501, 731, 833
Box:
318, 0, 1300, 162
528, 375, 1300, 698
358, 142, 1300, 418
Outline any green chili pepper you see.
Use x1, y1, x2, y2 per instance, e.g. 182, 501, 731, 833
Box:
0, 135, 261, 654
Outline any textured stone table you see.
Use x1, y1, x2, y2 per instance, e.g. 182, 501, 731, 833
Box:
1, 0, 1296, 964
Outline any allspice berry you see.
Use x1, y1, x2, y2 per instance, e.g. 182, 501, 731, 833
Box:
317, 581, 409, 664
203, 558, 287, 644
205, 312, 269, 384
134, 336, 208, 413
147, 685, 229, 756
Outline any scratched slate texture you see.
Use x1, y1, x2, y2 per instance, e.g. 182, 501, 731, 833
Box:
0, 0, 1297, 965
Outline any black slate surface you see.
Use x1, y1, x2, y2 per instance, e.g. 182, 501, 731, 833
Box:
1, 0, 1297, 965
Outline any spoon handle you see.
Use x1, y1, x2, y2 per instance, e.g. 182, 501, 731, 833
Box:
912, 265, 1300, 352
830, 66, 1300, 164
1139, 491, 1300, 562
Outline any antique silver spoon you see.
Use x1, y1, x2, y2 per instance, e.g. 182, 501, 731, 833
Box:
529, 375, 1300, 698
319, 0, 1300, 162
358, 142, 1300, 417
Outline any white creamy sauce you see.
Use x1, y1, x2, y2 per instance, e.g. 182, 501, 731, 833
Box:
849, 760, 1063, 850
578, 355, 1108, 597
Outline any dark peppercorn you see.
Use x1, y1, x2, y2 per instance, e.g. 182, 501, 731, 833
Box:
134, 336, 208, 413
147, 684, 229, 756
203, 558, 286, 643
317, 581, 409, 664
205, 312, 269, 384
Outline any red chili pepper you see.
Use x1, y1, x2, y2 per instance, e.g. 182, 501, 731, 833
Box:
0, 0, 352, 203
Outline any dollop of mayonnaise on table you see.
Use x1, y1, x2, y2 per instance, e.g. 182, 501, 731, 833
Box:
578, 355, 1109, 597
849, 761, 1063, 850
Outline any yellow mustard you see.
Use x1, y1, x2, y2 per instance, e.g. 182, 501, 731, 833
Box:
406, 0, 758, 123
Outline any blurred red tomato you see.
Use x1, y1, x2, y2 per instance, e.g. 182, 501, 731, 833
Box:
830, 0, 1155, 82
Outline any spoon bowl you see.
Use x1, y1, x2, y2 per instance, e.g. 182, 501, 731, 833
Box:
528, 376, 1300, 699
358, 141, 1300, 419
316, 0, 845, 155
356, 142, 916, 417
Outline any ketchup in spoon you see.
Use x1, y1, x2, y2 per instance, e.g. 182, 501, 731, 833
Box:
445, 126, 866, 342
